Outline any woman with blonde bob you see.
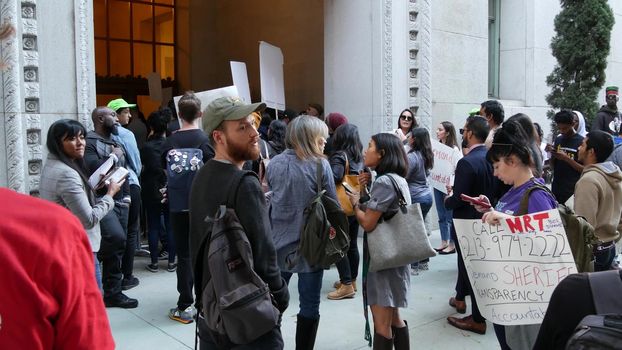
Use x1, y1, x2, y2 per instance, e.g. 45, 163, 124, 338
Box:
266, 115, 338, 349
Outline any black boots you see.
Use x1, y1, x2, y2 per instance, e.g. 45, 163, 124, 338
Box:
373, 333, 393, 350
296, 315, 320, 350
392, 321, 410, 350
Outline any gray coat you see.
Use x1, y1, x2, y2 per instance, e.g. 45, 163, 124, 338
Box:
39, 154, 114, 252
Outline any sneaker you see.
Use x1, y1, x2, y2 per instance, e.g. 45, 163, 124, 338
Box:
146, 263, 159, 273
169, 306, 195, 324
327, 283, 355, 300
104, 293, 138, 309
158, 250, 169, 260
410, 266, 419, 276
420, 262, 429, 271
167, 262, 177, 272
121, 275, 140, 290
135, 248, 151, 257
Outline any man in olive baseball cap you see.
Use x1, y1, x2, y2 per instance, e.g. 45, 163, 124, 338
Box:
203, 96, 266, 134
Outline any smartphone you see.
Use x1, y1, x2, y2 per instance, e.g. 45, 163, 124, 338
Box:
460, 193, 491, 209
342, 182, 357, 194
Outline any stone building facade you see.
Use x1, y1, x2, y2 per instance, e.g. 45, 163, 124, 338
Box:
1, 0, 621, 194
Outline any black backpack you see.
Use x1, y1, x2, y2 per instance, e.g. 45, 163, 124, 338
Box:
297, 160, 350, 269
518, 183, 598, 273
166, 147, 204, 212
194, 172, 280, 347
565, 270, 622, 349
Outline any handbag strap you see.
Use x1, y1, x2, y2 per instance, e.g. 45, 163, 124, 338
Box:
383, 174, 408, 212
343, 152, 350, 176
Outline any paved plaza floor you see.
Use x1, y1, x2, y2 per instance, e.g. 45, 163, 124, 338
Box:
108, 232, 502, 349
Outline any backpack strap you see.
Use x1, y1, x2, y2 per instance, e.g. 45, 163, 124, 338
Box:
343, 152, 350, 177
316, 160, 324, 194
517, 181, 555, 215
588, 270, 622, 314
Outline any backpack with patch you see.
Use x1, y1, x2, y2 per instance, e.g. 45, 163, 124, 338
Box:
297, 160, 350, 269
194, 171, 280, 346
518, 183, 598, 273
565, 270, 622, 349
166, 147, 203, 212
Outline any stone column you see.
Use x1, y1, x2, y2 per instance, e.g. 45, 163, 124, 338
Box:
409, 0, 432, 129
0, 0, 96, 194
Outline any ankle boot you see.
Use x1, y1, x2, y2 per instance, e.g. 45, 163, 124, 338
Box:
327, 283, 355, 300
392, 321, 410, 350
373, 332, 393, 350
296, 315, 320, 350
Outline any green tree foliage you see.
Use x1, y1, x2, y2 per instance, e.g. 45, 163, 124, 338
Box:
546, 0, 614, 128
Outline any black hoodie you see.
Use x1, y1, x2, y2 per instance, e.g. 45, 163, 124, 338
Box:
591, 105, 621, 134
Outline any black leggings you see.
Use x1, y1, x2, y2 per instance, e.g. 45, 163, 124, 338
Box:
335, 216, 360, 284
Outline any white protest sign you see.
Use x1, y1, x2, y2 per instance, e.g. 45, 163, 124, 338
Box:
147, 72, 163, 102
259, 41, 285, 110
161, 87, 172, 108
430, 140, 461, 193
453, 209, 577, 326
230, 61, 252, 104
173, 86, 239, 117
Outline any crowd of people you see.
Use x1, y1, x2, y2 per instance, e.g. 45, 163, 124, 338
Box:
2, 85, 622, 350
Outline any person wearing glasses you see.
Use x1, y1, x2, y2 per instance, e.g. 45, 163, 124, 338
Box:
592, 86, 621, 135
393, 108, 417, 148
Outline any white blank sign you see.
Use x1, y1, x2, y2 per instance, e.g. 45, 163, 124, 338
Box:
259, 41, 285, 111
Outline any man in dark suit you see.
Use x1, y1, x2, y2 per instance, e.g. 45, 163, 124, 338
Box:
444, 115, 496, 334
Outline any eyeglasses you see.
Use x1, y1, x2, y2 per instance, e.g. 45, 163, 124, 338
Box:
459, 128, 466, 135
400, 115, 413, 121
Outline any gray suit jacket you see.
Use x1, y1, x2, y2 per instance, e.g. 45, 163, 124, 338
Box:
39, 154, 114, 252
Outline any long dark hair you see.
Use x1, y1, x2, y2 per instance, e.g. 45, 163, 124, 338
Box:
440, 121, 459, 148
268, 120, 287, 147
397, 108, 417, 134
507, 113, 537, 143
371, 133, 408, 177
487, 120, 533, 167
46, 119, 94, 203
409, 128, 434, 170
330, 124, 363, 163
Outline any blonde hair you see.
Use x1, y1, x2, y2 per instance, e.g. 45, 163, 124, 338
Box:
285, 115, 329, 160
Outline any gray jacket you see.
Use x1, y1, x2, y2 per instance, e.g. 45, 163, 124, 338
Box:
39, 154, 114, 252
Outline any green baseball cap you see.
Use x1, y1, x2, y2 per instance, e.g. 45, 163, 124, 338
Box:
469, 107, 481, 116
107, 98, 136, 112
203, 96, 266, 134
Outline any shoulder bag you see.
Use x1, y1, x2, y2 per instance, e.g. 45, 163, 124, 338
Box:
367, 174, 436, 272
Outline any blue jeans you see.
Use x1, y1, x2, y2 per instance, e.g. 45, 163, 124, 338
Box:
94, 252, 102, 292
281, 269, 323, 319
411, 192, 433, 267
433, 188, 453, 242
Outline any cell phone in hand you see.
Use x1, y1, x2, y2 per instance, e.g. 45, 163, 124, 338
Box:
460, 194, 491, 209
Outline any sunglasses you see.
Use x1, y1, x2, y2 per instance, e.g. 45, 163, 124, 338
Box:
459, 128, 466, 135
400, 115, 413, 121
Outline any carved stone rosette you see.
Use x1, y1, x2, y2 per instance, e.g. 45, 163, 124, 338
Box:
382, 0, 393, 131
408, 0, 432, 129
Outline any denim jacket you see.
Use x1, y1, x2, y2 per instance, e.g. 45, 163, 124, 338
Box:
266, 149, 338, 273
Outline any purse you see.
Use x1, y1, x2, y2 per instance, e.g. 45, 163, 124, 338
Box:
335, 153, 360, 216
367, 174, 436, 272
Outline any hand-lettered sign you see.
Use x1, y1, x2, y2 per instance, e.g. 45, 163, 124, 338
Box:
453, 209, 576, 325
430, 140, 462, 194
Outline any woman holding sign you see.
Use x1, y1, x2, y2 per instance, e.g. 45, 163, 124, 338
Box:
434, 121, 461, 254
471, 121, 557, 350
347, 133, 411, 350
